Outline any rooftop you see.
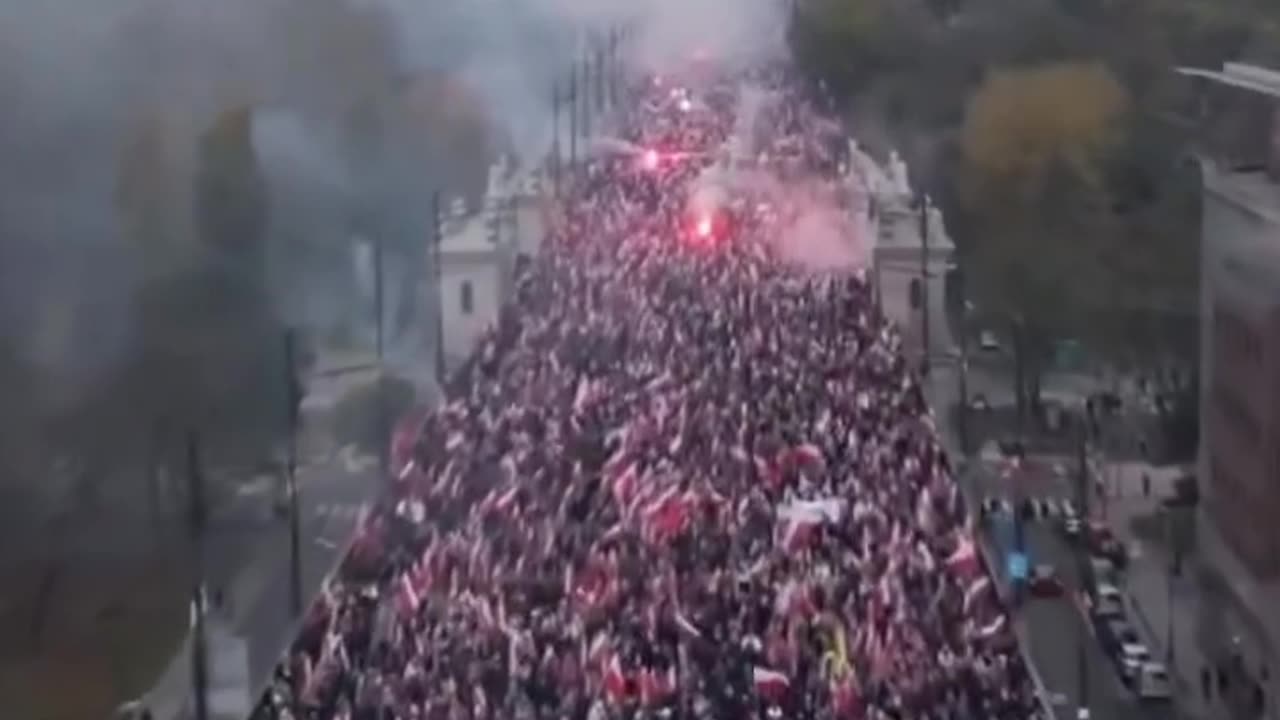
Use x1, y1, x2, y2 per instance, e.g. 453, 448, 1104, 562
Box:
1177, 62, 1280, 100
1203, 161, 1280, 226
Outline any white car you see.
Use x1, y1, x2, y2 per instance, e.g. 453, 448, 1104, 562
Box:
1089, 583, 1125, 618
979, 330, 1001, 352
1119, 642, 1151, 683
1137, 662, 1173, 701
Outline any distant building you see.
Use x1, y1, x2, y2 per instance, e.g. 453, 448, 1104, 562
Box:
852, 143, 955, 365
435, 158, 545, 372
1180, 61, 1280, 713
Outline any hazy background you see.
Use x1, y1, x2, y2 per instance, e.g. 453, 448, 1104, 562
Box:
0, 0, 792, 508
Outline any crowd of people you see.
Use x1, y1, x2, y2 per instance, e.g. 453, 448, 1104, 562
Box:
253, 60, 1039, 720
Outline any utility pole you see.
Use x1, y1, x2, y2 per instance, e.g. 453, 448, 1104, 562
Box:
872, 252, 883, 313
431, 190, 446, 386
372, 235, 389, 477
918, 193, 931, 378
957, 300, 971, 456
284, 329, 303, 617
595, 44, 607, 113
608, 27, 620, 107
186, 430, 209, 720
551, 79, 562, 196
568, 63, 578, 167
1075, 415, 1092, 717
581, 52, 592, 152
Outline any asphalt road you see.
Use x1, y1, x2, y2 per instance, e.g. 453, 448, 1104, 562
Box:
968, 464, 1176, 720
200, 452, 377, 687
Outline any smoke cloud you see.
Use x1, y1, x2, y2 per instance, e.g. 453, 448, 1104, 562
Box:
0, 0, 795, 467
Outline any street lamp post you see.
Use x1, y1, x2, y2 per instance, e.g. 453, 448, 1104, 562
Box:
917, 193, 931, 378
186, 430, 210, 720
371, 234, 389, 477
568, 63, 578, 168
581, 52, 592, 146
551, 79, 562, 197
283, 329, 303, 618
957, 302, 971, 456
1075, 413, 1092, 716
431, 190, 446, 385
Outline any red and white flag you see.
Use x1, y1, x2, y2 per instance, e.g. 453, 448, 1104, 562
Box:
775, 579, 815, 619
394, 573, 420, 618
753, 666, 790, 700
673, 607, 703, 639
962, 576, 991, 613
945, 533, 981, 577
638, 666, 676, 705
603, 654, 630, 701
975, 614, 1007, 638
791, 442, 825, 467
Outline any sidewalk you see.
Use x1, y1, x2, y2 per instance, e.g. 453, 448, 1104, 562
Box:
1103, 460, 1212, 719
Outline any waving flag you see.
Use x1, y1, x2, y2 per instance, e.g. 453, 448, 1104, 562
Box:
975, 614, 1007, 639
609, 462, 640, 508
603, 654, 630, 701
945, 533, 980, 577
673, 607, 703, 639
962, 576, 992, 613
752, 666, 790, 700
394, 573, 420, 618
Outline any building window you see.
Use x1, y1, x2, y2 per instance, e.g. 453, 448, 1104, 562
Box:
909, 278, 922, 310
460, 281, 474, 315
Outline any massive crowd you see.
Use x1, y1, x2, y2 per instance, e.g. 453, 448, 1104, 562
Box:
253, 61, 1039, 720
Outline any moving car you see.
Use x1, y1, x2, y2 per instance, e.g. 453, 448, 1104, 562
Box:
1029, 564, 1064, 598
979, 330, 1001, 352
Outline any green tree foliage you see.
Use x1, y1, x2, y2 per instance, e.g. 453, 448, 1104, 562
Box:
959, 62, 1130, 394
786, 0, 1280, 377
790, 0, 933, 97
196, 106, 268, 261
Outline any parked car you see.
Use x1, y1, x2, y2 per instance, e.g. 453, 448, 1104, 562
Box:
1087, 556, 1118, 591
1088, 582, 1126, 619
1119, 642, 1152, 685
1137, 662, 1174, 701
980, 330, 1001, 352
1097, 617, 1135, 656
1029, 564, 1064, 598
1095, 537, 1129, 569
